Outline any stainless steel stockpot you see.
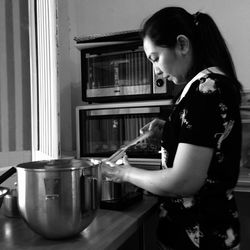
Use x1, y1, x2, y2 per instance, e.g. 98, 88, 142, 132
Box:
16, 159, 101, 239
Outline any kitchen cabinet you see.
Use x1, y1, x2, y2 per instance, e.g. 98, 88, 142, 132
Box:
0, 195, 159, 250
237, 93, 250, 191
235, 192, 250, 250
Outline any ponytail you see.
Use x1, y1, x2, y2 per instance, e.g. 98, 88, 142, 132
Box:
193, 12, 242, 91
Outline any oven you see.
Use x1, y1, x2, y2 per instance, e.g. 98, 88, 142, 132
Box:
76, 100, 173, 168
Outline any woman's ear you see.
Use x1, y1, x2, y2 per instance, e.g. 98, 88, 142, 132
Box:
176, 35, 190, 55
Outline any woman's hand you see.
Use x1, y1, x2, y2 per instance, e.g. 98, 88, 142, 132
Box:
101, 156, 131, 183
140, 118, 166, 141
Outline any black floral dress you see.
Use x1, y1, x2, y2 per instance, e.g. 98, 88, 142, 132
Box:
157, 68, 242, 250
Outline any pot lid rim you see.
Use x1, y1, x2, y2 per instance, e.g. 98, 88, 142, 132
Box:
16, 159, 96, 171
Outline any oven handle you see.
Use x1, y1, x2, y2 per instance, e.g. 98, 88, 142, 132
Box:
88, 107, 160, 116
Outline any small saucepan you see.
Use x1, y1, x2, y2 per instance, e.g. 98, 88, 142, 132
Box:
0, 186, 9, 208
0, 167, 16, 208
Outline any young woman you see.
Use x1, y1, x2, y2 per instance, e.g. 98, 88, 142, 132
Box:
102, 7, 242, 250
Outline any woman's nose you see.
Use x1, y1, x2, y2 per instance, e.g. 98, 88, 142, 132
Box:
154, 66, 163, 76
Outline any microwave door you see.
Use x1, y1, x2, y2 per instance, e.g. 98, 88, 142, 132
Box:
83, 47, 164, 101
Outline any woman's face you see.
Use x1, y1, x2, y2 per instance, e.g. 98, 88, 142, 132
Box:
143, 36, 192, 85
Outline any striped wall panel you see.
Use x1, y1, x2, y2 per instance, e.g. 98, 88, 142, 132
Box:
0, 0, 31, 167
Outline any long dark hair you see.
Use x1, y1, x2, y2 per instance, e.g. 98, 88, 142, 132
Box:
141, 7, 242, 92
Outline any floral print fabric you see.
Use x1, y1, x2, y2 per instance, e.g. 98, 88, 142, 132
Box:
158, 72, 241, 249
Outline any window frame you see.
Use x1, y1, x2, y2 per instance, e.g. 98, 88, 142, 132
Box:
28, 0, 59, 160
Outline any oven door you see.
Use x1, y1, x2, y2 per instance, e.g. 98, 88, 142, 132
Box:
76, 100, 172, 167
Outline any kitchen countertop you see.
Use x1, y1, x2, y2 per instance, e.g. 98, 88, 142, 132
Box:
0, 195, 159, 250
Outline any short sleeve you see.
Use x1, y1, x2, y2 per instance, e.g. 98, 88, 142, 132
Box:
178, 77, 226, 148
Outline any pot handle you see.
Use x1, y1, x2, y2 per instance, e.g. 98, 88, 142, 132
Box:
0, 167, 16, 185
90, 177, 98, 210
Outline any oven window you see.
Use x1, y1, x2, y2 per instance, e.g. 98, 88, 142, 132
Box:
79, 112, 161, 159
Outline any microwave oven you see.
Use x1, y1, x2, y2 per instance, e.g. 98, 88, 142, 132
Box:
76, 100, 173, 168
75, 30, 174, 102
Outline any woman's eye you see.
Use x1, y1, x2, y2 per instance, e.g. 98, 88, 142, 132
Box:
148, 54, 159, 63
151, 58, 158, 63
151, 58, 157, 63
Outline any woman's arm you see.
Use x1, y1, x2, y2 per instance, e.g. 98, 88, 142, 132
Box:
103, 143, 213, 197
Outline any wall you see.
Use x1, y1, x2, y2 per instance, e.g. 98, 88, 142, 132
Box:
58, 0, 250, 155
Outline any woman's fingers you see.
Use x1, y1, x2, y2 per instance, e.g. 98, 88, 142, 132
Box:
122, 155, 129, 165
101, 158, 129, 183
140, 121, 151, 134
140, 119, 162, 134
101, 161, 116, 181
105, 161, 116, 167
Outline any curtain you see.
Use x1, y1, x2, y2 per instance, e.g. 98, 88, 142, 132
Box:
0, 0, 31, 167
